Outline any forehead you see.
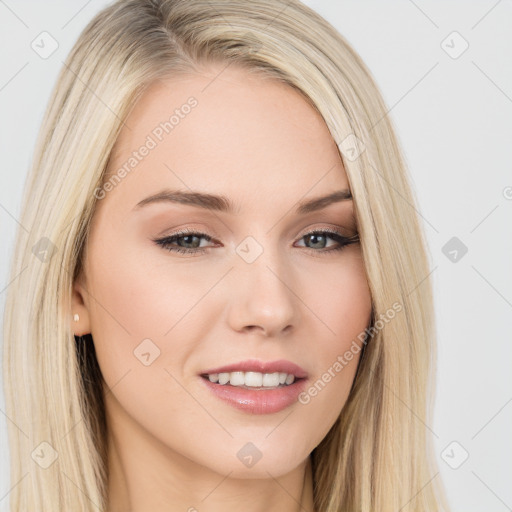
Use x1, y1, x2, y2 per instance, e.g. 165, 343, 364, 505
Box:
103, 65, 349, 215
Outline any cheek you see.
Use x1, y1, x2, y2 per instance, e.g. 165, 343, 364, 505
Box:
296, 252, 371, 426
304, 250, 372, 342
86, 236, 212, 342
83, 243, 211, 445
82, 238, 188, 387
84, 237, 224, 406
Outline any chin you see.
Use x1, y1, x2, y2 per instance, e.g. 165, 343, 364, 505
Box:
202, 443, 309, 480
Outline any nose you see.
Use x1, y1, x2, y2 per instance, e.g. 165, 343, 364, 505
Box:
226, 247, 297, 337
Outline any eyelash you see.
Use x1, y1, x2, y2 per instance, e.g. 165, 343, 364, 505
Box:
153, 227, 359, 256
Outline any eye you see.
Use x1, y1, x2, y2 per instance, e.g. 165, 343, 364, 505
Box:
152, 227, 359, 256
295, 229, 359, 254
153, 229, 217, 255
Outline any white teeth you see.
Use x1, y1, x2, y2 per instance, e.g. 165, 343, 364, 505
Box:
230, 371, 245, 386
218, 372, 230, 385
262, 372, 280, 387
205, 371, 297, 387
244, 371, 263, 387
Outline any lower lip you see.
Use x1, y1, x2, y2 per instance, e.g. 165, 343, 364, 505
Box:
200, 376, 308, 414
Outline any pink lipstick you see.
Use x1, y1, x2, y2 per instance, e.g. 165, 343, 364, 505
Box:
199, 359, 309, 415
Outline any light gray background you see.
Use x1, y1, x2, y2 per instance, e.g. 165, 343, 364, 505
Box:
1, 1, 511, 511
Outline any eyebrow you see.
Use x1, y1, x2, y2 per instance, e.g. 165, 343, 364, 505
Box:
133, 188, 353, 215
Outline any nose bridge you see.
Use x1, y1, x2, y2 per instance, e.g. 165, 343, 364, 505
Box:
227, 234, 297, 335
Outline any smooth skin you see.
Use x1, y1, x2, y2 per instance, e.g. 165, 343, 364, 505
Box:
71, 64, 372, 512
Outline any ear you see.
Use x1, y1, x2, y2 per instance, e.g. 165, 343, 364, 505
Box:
71, 271, 91, 337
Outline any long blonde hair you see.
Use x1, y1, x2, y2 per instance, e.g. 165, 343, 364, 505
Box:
2, 0, 449, 510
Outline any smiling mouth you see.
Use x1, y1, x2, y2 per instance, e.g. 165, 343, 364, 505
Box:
200, 372, 306, 390
199, 369, 309, 414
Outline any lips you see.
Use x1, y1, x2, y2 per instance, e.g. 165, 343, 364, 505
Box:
199, 358, 308, 379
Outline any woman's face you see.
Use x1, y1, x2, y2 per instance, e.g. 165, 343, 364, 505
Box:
73, 65, 372, 480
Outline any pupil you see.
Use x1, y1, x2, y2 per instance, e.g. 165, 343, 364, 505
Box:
179, 235, 199, 248
307, 234, 325, 249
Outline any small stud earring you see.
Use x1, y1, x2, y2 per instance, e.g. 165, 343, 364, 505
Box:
73, 313, 80, 322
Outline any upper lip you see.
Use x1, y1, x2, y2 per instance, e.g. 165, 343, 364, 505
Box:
200, 359, 308, 379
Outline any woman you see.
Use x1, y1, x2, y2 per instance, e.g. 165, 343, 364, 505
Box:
2, 0, 449, 510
